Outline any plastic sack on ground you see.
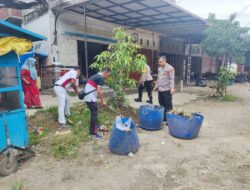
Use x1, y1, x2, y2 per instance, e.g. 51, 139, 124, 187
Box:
0, 37, 32, 56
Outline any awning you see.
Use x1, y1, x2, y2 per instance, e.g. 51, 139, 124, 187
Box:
0, 20, 46, 42
58, 0, 207, 39
0, 0, 43, 9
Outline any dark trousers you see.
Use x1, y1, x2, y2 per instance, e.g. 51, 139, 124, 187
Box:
158, 91, 173, 121
138, 80, 153, 101
86, 102, 98, 134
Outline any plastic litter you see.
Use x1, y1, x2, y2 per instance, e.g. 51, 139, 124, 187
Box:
128, 152, 134, 158
115, 116, 132, 131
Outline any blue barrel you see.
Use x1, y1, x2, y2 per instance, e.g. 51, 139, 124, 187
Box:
109, 118, 140, 155
139, 105, 164, 130
166, 113, 204, 139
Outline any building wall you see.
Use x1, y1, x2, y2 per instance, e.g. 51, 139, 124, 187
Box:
160, 38, 184, 55
202, 54, 217, 73
56, 12, 161, 67
23, 12, 54, 63
0, 8, 22, 19
0, 8, 22, 25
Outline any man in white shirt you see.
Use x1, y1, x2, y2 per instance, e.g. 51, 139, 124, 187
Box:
54, 68, 80, 127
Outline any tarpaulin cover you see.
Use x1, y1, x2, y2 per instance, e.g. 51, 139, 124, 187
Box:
0, 37, 32, 56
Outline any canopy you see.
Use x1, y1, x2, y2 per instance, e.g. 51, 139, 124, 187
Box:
0, 20, 46, 42
57, 0, 207, 39
0, 0, 44, 9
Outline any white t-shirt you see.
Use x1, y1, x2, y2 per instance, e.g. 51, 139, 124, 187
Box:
55, 70, 77, 90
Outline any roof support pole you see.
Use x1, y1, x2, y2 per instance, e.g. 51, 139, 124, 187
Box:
151, 32, 154, 68
186, 37, 192, 84
83, 4, 89, 78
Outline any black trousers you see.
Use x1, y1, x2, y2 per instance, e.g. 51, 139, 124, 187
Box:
138, 80, 153, 101
86, 102, 98, 135
158, 91, 173, 121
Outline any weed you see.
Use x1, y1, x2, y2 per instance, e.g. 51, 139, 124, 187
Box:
11, 180, 24, 190
68, 91, 77, 97
218, 94, 239, 102
47, 106, 58, 122
28, 131, 40, 146
30, 103, 116, 159
50, 134, 80, 159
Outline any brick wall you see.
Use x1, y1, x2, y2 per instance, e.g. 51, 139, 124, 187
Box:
0, 8, 22, 19
0, 8, 8, 19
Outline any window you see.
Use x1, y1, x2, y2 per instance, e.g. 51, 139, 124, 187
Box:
147, 40, 149, 46
153, 41, 156, 47
0, 91, 21, 112
0, 67, 18, 88
140, 38, 143, 45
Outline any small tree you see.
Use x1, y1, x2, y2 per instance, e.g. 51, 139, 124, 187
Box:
202, 13, 250, 96
91, 27, 147, 108
216, 66, 235, 96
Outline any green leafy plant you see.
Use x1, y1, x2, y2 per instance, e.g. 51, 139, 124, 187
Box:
29, 130, 41, 146
11, 180, 24, 190
215, 66, 236, 96
91, 27, 147, 108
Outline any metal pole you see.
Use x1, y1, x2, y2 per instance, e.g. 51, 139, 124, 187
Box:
187, 37, 192, 84
84, 4, 89, 78
151, 32, 154, 67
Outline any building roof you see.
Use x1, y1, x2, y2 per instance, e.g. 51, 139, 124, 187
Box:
0, 20, 46, 41
0, 0, 43, 9
57, 0, 207, 40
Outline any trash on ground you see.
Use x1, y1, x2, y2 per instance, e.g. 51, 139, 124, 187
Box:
55, 130, 72, 136
128, 152, 134, 158
33, 127, 44, 138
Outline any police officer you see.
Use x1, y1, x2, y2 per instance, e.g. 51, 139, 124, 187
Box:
134, 64, 153, 104
154, 56, 175, 121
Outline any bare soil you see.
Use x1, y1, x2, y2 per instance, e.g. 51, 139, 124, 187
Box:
1, 84, 250, 190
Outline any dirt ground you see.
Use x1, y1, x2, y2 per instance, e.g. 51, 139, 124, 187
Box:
1, 84, 250, 190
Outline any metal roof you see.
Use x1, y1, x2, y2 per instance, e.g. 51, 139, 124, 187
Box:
0, 0, 45, 9
61, 0, 207, 39
0, 20, 46, 42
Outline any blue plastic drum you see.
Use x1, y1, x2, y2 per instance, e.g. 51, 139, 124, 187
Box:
109, 118, 140, 155
166, 113, 204, 139
139, 105, 164, 130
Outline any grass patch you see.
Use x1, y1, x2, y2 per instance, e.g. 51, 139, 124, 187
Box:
51, 134, 81, 158
218, 94, 239, 102
29, 103, 137, 159
29, 131, 41, 146
11, 180, 24, 190
47, 106, 58, 122
50, 103, 115, 159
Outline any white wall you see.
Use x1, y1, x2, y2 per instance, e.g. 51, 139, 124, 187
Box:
23, 12, 53, 63
54, 12, 161, 66
24, 11, 162, 66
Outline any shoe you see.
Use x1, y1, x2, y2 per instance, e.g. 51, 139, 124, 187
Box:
146, 100, 153, 104
92, 133, 103, 140
134, 98, 142, 102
